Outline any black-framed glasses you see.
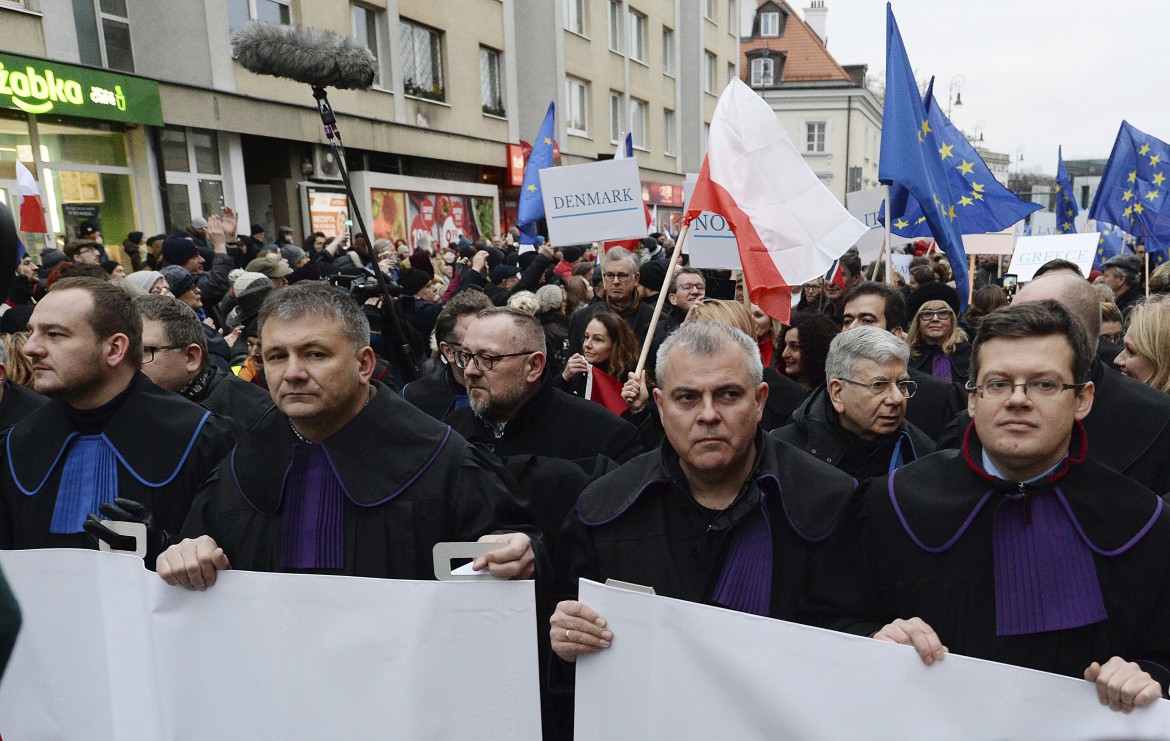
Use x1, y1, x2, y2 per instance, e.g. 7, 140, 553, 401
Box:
966, 379, 1087, 399
918, 310, 954, 321
602, 272, 633, 283
676, 282, 705, 293
453, 350, 537, 371
143, 344, 185, 363
836, 378, 918, 398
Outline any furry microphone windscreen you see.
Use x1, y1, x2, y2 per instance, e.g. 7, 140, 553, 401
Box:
232, 21, 377, 90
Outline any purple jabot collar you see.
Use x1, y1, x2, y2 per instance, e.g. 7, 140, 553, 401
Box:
280, 445, 345, 570
711, 492, 772, 617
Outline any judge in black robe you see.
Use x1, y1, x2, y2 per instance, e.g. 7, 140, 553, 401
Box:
813, 423, 1170, 694
448, 380, 643, 464
179, 382, 540, 578
937, 357, 1170, 495
0, 373, 233, 550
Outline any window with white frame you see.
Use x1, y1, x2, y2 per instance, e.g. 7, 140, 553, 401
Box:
727, 61, 736, 86
663, 109, 676, 155
729, 0, 738, 35
566, 77, 589, 136
607, 1, 622, 53
352, 5, 384, 87
228, 0, 290, 37
705, 0, 716, 20
400, 19, 444, 101
75, 0, 137, 71
704, 51, 716, 93
760, 11, 780, 36
662, 27, 675, 76
628, 9, 646, 62
630, 98, 648, 149
609, 91, 624, 144
564, 0, 586, 35
806, 121, 827, 153
161, 126, 226, 233
750, 57, 775, 87
480, 47, 504, 116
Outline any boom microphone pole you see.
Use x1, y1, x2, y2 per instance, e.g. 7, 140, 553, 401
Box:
232, 21, 418, 381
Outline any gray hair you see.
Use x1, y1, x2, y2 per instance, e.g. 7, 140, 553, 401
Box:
258, 282, 370, 351
656, 320, 763, 387
602, 246, 639, 271
824, 326, 910, 384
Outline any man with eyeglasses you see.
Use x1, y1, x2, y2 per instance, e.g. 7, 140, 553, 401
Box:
0, 277, 233, 560
63, 240, 102, 266
771, 326, 934, 480
447, 306, 642, 464
814, 300, 1170, 714
663, 267, 706, 331
567, 247, 669, 372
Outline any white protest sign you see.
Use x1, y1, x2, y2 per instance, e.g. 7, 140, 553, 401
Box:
0, 549, 541, 740
574, 580, 1170, 740
682, 171, 741, 270
845, 186, 890, 264
539, 157, 646, 245
890, 253, 913, 283
963, 229, 1017, 256
1008, 233, 1100, 282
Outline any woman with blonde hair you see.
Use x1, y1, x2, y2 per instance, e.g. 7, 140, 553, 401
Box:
2, 332, 35, 389
1115, 294, 1170, 393
905, 283, 971, 385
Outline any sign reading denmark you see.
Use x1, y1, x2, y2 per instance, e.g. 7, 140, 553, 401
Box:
539, 157, 647, 245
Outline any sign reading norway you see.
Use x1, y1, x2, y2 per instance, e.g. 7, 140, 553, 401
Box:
0, 52, 163, 126
539, 157, 647, 245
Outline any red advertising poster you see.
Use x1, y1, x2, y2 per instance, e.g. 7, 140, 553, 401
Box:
407, 192, 484, 247
369, 189, 407, 243
308, 190, 350, 238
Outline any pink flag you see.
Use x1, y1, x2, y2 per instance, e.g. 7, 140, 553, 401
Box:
15, 161, 47, 234
684, 80, 866, 323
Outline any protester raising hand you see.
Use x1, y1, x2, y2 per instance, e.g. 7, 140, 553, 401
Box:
623, 369, 649, 413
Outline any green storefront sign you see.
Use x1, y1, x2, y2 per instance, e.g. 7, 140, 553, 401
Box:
0, 52, 162, 126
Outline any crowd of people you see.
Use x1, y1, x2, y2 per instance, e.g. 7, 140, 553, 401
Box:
1, 198, 1170, 734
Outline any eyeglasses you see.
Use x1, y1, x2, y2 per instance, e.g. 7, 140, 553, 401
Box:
836, 378, 918, 398
966, 379, 1087, 399
143, 344, 185, 363
918, 310, 954, 321
1102, 332, 1122, 345
453, 350, 537, 371
676, 282, 705, 293
603, 272, 633, 283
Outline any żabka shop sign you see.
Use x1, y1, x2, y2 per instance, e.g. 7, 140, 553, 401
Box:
0, 52, 163, 126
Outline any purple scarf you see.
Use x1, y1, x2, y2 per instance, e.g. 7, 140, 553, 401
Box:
930, 345, 953, 382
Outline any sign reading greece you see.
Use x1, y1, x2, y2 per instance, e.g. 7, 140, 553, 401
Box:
538, 157, 647, 245
0, 52, 163, 126
1008, 232, 1100, 282
682, 172, 741, 270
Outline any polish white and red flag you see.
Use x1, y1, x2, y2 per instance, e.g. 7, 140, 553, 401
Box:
685, 79, 866, 323
15, 161, 47, 234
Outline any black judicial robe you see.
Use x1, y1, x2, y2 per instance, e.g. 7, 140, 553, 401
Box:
816, 426, 1170, 690
556, 432, 857, 620
0, 373, 234, 550
401, 366, 467, 422
188, 367, 273, 434
447, 381, 643, 464
180, 382, 541, 578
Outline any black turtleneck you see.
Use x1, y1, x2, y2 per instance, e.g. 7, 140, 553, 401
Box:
63, 373, 139, 435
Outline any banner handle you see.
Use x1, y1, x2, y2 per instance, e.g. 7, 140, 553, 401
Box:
635, 224, 688, 376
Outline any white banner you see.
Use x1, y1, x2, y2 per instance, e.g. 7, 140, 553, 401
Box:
0, 550, 541, 740
1008, 232, 1101, 282
539, 157, 646, 245
682, 172, 741, 270
574, 580, 1170, 740
845, 186, 892, 264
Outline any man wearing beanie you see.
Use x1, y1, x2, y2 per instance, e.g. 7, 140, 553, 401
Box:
488, 264, 521, 306
122, 231, 147, 272
637, 259, 668, 301
162, 234, 204, 275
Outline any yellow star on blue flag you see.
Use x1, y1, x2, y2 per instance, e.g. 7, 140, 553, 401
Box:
1054, 147, 1080, 235
1089, 120, 1170, 259
517, 101, 556, 242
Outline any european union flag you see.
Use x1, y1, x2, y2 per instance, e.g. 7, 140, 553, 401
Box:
1089, 121, 1170, 247
879, 4, 969, 311
888, 87, 1040, 239
1091, 220, 1124, 271
517, 102, 556, 242
1054, 147, 1080, 235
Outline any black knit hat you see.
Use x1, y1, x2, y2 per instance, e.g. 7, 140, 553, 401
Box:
906, 282, 961, 325
399, 268, 431, 296
639, 260, 667, 292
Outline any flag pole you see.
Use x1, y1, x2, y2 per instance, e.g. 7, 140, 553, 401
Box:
635, 223, 687, 376
1145, 250, 1151, 298
883, 186, 895, 285
739, 270, 752, 314
869, 241, 885, 281
968, 253, 976, 305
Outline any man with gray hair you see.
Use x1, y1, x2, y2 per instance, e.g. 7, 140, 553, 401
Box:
771, 326, 935, 480
567, 246, 669, 369
551, 321, 856, 669
1101, 254, 1143, 317
156, 282, 540, 588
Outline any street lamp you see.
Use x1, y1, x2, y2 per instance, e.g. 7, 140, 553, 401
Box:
947, 74, 964, 119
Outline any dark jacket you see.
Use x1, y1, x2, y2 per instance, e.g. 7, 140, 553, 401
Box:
908, 339, 972, 386
769, 385, 935, 480
1115, 284, 1144, 318
0, 381, 48, 431
184, 367, 274, 434
447, 380, 643, 464
402, 365, 468, 422
903, 366, 965, 442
